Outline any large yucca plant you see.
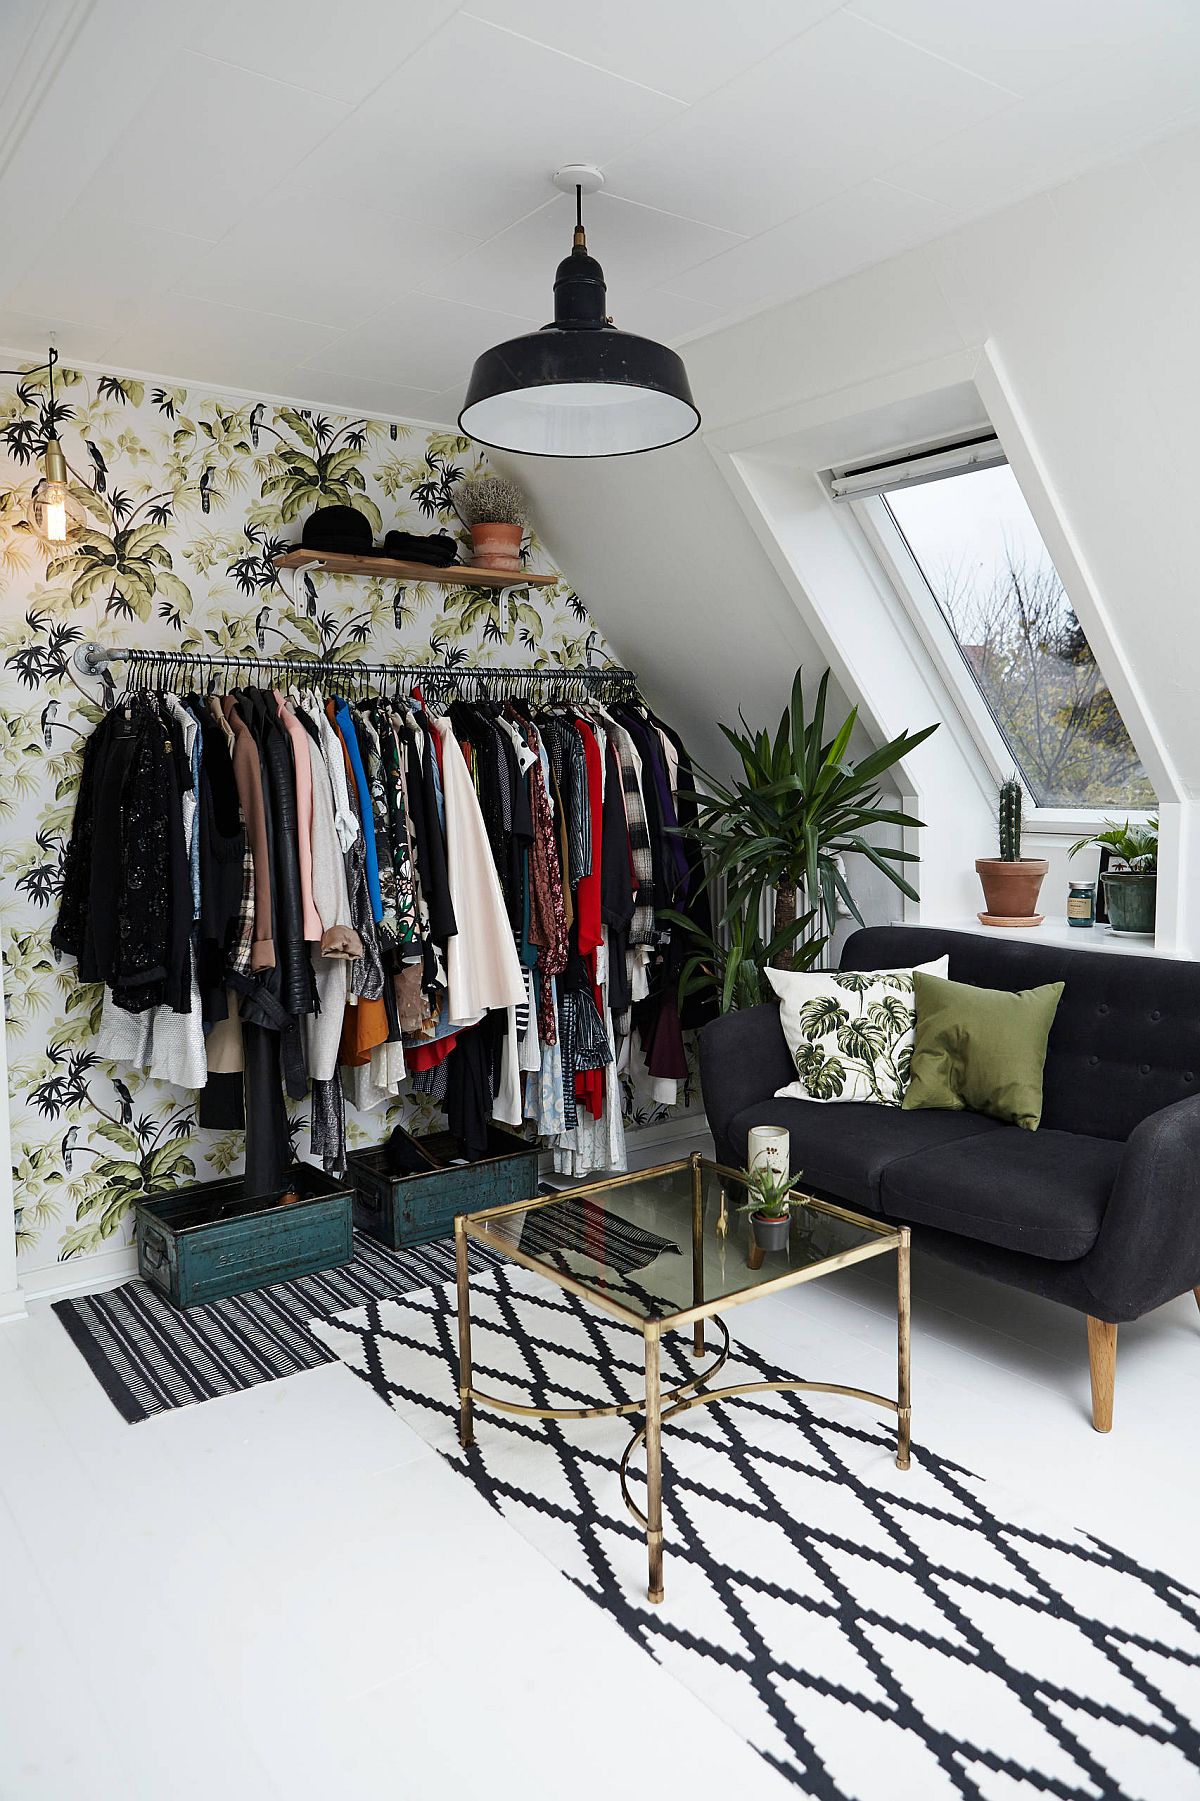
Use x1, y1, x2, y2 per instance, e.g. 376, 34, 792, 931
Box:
667, 901, 824, 1015
678, 668, 937, 1001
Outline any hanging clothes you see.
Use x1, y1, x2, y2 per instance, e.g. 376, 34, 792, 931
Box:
224, 696, 275, 972
431, 714, 526, 1024
273, 690, 323, 942
54, 662, 698, 1196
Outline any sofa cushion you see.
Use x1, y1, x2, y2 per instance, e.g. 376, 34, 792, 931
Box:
725, 1098, 1004, 1215
880, 1126, 1122, 1259
766, 957, 948, 1107
903, 971, 1064, 1131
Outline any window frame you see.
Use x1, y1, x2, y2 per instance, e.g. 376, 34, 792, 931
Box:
846, 478, 1154, 837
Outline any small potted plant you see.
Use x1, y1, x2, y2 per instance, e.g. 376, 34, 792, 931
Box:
976, 778, 1048, 926
1070, 817, 1158, 937
455, 473, 527, 571
740, 1164, 806, 1253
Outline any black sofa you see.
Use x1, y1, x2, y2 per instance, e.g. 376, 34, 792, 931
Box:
698, 924, 1200, 1431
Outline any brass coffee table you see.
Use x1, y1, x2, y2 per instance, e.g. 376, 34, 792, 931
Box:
454, 1152, 910, 1604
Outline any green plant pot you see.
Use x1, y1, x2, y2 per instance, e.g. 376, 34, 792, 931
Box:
1101, 871, 1157, 937
751, 1212, 791, 1252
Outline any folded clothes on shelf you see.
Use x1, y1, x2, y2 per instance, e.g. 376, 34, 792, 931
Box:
294, 509, 459, 566
382, 529, 459, 567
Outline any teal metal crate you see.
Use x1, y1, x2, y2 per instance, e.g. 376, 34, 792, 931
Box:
135, 1165, 354, 1310
349, 1124, 539, 1250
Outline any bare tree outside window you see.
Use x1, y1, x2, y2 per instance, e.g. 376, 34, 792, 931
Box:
886, 465, 1154, 809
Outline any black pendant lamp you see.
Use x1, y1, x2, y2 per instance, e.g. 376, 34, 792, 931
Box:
459, 166, 700, 459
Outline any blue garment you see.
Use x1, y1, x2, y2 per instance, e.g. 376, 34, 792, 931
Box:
334, 699, 383, 925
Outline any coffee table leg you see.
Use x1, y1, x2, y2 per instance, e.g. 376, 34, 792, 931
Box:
645, 1324, 664, 1603
455, 1215, 474, 1449
691, 1152, 705, 1358
896, 1226, 911, 1470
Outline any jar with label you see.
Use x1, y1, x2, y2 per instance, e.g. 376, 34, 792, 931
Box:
1067, 881, 1096, 927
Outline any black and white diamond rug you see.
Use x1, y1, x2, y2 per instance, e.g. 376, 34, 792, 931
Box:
311, 1266, 1200, 1800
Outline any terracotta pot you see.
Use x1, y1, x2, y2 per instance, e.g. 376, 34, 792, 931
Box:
751, 1211, 791, 1253
469, 521, 523, 571
975, 857, 1048, 924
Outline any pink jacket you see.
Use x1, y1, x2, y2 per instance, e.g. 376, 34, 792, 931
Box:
274, 690, 324, 942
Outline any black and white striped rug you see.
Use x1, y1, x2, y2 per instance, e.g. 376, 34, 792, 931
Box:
53, 1199, 677, 1424
312, 1266, 1200, 1800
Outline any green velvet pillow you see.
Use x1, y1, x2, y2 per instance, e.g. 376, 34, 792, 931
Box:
901, 971, 1065, 1131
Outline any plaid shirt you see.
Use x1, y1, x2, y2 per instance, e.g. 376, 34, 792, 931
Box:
228, 836, 255, 976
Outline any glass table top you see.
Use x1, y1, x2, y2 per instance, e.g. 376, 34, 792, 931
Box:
461, 1158, 900, 1327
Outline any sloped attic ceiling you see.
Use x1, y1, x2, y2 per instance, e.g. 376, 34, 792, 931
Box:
492, 438, 846, 772
1, 0, 1197, 410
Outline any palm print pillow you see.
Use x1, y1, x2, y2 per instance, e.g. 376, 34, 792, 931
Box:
766, 959, 949, 1106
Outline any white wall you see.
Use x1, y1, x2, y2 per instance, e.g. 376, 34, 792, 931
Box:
505, 439, 934, 949
495, 435, 850, 777
517, 124, 1200, 950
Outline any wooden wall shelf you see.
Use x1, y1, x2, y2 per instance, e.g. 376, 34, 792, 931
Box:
273, 550, 557, 588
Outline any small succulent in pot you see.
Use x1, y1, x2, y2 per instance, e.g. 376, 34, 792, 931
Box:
975, 774, 1048, 926
1069, 817, 1158, 937
455, 473, 527, 571
740, 1163, 806, 1252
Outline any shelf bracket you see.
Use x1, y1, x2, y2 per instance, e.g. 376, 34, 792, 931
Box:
497, 585, 524, 638
273, 554, 325, 622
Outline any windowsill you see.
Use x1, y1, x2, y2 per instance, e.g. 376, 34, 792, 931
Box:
922, 915, 1186, 959
1023, 808, 1157, 838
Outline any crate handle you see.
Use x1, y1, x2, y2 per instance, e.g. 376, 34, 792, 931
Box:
141, 1229, 168, 1270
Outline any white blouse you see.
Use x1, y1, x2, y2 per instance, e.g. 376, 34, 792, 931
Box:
431, 716, 526, 1024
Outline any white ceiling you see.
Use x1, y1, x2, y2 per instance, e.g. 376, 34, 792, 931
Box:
0, 0, 1197, 419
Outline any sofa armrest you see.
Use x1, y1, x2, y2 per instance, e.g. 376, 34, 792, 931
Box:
698, 1004, 793, 1157
1080, 1092, 1200, 1319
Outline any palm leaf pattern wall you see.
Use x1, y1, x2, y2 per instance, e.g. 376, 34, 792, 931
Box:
0, 357, 623, 1271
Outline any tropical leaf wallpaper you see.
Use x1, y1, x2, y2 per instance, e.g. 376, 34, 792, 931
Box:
0, 354, 643, 1273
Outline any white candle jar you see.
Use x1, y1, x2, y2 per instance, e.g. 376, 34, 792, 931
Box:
746, 1125, 790, 1180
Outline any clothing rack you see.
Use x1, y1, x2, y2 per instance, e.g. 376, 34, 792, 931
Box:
73, 641, 641, 701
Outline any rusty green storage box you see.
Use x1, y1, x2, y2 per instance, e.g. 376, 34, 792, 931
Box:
134, 1165, 354, 1310
349, 1124, 539, 1250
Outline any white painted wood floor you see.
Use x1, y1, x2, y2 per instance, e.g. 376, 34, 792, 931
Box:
3, 1133, 1199, 1801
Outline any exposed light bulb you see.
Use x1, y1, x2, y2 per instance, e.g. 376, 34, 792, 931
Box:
42, 485, 68, 542
41, 436, 68, 543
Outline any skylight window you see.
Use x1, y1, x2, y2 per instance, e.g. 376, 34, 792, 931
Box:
881, 461, 1154, 810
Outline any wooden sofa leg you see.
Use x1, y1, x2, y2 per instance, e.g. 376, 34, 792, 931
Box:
1194, 1286, 1200, 1317
1087, 1317, 1117, 1433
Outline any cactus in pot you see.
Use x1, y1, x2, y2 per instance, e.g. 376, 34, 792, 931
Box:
975, 775, 1048, 926
999, 778, 1022, 862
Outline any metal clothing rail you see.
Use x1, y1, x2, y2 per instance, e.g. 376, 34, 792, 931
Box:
73, 640, 640, 698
